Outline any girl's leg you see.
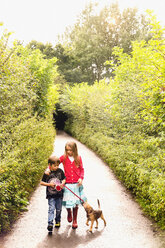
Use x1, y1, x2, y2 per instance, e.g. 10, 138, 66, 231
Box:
66, 208, 72, 222
48, 198, 56, 226
72, 205, 78, 229
55, 198, 62, 224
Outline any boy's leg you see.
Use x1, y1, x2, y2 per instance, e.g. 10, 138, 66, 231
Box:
48, 198, 56, 228
54, 198, 62, 227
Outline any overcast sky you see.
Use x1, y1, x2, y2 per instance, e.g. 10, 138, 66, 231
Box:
0, 0, 165, 46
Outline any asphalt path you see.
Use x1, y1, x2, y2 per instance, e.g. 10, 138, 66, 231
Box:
0, 131, 164, 248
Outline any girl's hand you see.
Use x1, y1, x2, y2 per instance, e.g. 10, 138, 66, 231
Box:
78, 178, 83, 186
60, 183, 65, 189
60, 179, 66, 189
45, 168, 50, 175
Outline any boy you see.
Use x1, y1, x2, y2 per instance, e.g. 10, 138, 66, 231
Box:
40, 155, 66, 232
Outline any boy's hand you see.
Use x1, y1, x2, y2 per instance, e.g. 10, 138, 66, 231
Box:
49, 182, 55, 188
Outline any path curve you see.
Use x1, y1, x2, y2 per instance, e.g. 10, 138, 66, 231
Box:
0, 131, 164, 248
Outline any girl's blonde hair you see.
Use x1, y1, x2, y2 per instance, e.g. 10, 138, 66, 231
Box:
64, 141, 80, 167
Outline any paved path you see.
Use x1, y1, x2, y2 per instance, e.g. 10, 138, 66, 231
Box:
0, 132, 164, 248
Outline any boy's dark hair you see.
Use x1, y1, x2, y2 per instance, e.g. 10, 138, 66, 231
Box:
48, 155, 60, 165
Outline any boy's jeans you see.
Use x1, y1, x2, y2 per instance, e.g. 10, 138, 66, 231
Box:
48, 198, 62, 226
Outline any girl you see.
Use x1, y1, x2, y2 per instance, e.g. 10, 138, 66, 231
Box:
60, 141, 87, 229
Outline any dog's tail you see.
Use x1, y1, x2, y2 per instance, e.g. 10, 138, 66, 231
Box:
97, 199, 100, 209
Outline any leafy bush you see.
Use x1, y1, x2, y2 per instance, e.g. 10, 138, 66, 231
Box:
0, 27, 58, 233
0, 118, 55, 233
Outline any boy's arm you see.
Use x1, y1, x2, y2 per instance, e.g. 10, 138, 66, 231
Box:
40, 180, 55, 187
40, 173, 55, 187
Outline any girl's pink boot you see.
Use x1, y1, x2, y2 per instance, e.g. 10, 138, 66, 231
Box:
72, 206, 78, 229
67, 208, 72, 222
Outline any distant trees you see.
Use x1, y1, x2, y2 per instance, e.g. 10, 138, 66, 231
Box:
27, 3, 152, 85
27, 40, 56, 59
60, 3, 152, 84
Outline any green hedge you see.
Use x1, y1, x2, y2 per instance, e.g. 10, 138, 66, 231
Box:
0, 118, 55, 233
64, 122, 165, 228
0, 27, 58, 233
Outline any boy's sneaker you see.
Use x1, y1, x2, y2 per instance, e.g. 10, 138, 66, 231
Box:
47, 225, 53, 232
55, 222, 61, 228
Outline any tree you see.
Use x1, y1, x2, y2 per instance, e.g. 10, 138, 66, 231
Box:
26, 40, 66, 88
26, 40, 56, 59
61, 3, 152, 84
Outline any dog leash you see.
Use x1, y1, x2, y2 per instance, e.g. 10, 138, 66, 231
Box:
64, 185, 85, 204
64, 185, 85, 203
52, 178, 85, 203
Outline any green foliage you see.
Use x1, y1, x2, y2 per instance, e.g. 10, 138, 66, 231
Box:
17, 46, 59, 117
26, 40, 57, 59
0, 26, 59, 233
61, 2, 152, 84
59, 18, 165, 228
108, 14, 165, 134
0, 118, 55, 233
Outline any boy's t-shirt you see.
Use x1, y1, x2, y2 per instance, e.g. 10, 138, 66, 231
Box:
41, 168, 65, 199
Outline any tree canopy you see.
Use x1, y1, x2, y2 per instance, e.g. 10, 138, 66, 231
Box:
60, 3, 152, 84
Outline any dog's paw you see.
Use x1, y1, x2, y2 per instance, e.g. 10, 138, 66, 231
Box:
95, 226, 98, 229
86, 223, 89, 226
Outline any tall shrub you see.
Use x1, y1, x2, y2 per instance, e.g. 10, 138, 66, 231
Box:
0, 27, 59, 233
